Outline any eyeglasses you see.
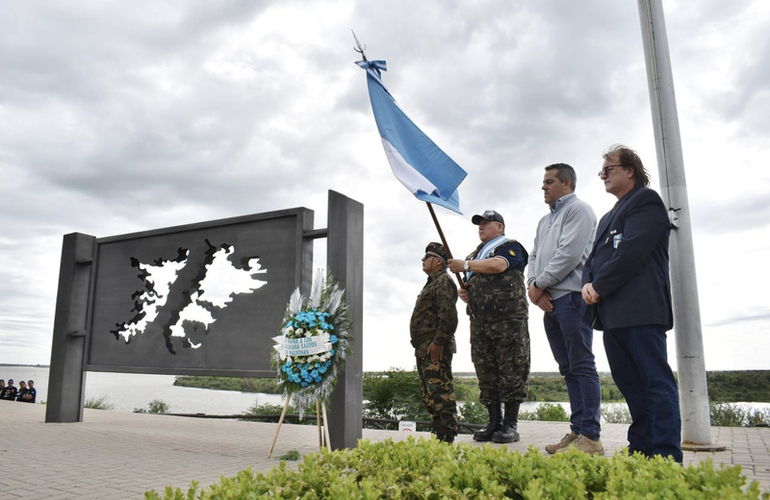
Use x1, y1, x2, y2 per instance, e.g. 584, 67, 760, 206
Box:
598, 164, 624, 177
422, 254, 437, 262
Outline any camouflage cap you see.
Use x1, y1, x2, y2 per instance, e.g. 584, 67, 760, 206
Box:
471, 209, 505, 225
425, 242, 448, 262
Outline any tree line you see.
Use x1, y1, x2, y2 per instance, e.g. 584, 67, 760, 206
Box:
174, 369, 770, 403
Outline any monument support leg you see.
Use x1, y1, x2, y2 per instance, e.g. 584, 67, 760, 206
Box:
326, 190, 364, 450
45, 233, 94, 423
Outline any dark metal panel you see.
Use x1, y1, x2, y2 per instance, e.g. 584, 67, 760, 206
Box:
85, 209, 313, 375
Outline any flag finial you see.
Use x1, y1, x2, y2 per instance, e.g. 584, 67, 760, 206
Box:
351, 30, 368, 62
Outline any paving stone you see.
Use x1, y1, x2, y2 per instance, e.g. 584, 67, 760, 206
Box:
2, 400, 770, 499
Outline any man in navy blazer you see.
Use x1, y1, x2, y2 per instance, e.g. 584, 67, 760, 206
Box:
582, 144, 682, 463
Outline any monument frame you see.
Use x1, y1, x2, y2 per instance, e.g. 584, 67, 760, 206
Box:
46, 190, 363, 450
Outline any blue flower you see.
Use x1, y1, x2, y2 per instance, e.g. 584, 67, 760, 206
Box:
330, 348, 335, 356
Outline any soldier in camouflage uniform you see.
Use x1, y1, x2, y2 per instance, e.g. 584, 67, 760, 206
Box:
448, 210, 530, 443
410, 242, 459, 443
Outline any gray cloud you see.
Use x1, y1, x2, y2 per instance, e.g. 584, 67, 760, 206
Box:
1, 0, 768, 371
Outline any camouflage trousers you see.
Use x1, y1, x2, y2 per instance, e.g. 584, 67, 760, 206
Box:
416, 353, 458, 436
471, 316, 530, 405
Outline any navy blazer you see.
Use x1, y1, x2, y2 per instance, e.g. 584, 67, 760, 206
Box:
583, 186, 673, 331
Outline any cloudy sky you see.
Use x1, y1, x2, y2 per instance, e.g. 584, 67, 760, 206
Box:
2, 0, 768, 375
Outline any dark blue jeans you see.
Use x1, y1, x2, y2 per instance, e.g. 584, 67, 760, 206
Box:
543, 292, 601, 440
604, 325, 682, 463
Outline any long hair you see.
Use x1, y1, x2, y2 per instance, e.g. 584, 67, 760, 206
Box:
603, 144, 650, 187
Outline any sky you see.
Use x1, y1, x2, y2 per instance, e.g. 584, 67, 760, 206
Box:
1, 0, 769, 375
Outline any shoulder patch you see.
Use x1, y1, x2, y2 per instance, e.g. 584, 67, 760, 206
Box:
509, 249, 516, 257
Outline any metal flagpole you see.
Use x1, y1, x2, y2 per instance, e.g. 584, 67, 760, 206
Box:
637, 0, 719, 449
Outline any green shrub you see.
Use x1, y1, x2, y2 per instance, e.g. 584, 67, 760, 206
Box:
362, 369, 430, 429
453, 377, 480, 401
144, 437, 768, 499
135, 399, 171, 414
711, 403, 770, 427
243, 401, 293, 417
84, 395, 114, 410
241, 401, 318, 426
148, 399, 170, 414
530, 402, 569, 422
602, 403, 632, 424
457, 401, 488, 426
277, 450, 300, 461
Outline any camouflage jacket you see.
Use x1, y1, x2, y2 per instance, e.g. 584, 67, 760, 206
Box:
410, 270, 458, 357
465, 239, 528, 319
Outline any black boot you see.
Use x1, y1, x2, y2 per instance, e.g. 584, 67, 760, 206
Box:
436, 432, 455, 444
492, 402, 520, 443
473, 403, 502, 442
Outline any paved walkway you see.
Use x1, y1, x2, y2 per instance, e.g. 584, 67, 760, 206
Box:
1, 401, 768, 499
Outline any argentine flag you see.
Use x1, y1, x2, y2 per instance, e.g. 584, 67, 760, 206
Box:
356, 59, 467, 214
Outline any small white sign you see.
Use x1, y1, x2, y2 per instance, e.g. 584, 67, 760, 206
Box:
272, 333, 331, 359
398, 420, 417, 432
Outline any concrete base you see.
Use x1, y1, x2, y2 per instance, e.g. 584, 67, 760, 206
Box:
682, 442, 727, 452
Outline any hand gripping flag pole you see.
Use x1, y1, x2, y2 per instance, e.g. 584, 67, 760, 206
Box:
353, 31, 468, 288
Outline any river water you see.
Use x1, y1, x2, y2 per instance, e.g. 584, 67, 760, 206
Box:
1, 365, 283, 414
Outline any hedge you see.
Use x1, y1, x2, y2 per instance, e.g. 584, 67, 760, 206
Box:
144, 437, 768, 499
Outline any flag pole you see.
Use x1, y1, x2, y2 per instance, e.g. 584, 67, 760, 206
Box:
352, 30, 367, 62
426, 202, 466, 289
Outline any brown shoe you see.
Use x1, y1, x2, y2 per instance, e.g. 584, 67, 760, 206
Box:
545, 431, 577, 454
556, 434, 605, 456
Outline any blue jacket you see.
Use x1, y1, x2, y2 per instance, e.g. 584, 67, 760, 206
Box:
583, 186, 673, 331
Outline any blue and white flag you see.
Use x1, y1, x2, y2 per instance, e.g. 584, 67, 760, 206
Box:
356, 59, 467, 214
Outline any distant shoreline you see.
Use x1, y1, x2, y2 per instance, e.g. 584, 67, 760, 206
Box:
2, 365, 768, 403
0, 364, 50, 368
2, 364, 768, 374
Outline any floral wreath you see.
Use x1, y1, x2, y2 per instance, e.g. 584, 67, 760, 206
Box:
271, 271, 352, 412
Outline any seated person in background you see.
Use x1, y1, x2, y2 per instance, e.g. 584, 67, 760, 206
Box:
0, 379, 5, 399
16, 380, 28, 402
19, 380, 36, 403
1, 379, 17, 401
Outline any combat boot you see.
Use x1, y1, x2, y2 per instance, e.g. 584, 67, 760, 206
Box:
492, 402, 520, 443
472, 403, 502, 442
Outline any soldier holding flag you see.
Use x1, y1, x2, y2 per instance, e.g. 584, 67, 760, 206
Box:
448, 210, 530, 443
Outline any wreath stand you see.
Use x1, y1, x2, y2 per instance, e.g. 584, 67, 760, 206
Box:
267, 394, 331, 458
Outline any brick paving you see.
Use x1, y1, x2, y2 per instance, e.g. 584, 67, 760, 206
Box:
1, 401, 768, 499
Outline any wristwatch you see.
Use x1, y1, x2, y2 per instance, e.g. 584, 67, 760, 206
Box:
463, 260, 470, 271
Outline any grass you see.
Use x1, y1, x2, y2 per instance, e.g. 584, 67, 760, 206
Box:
84, 395, 115, 410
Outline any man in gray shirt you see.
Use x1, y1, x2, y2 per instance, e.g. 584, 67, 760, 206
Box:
527, 163, 603, 455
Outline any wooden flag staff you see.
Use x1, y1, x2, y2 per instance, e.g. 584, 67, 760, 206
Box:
426, 202, 466, 290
